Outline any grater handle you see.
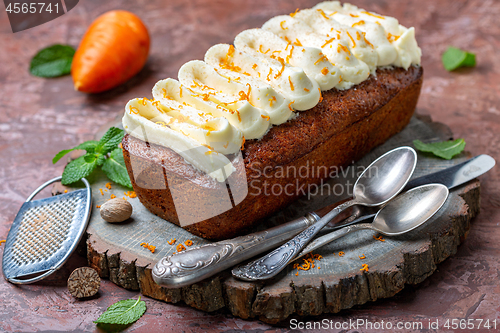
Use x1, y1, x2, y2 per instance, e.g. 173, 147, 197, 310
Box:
26, 176, 91, 202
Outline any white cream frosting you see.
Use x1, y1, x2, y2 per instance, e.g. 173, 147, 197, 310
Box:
122, 1, 421, 182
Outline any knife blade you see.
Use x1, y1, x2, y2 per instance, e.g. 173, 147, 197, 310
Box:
299, 154, 495, 257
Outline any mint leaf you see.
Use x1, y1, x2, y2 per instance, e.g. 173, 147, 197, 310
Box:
52, 140, 100, 164
52, 149, 74, 164
30, 44, 75, 78
413, 139, 466, 159
442, 47, 476, 71
94, 297, 146, 325
97, 127, 125, 155
61, 153, 99, 185
102, 148, 132, 189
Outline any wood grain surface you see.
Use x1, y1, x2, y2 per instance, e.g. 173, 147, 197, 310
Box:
0, 0, 499, 331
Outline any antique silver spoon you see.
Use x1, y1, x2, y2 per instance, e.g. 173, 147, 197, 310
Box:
232, 146, 417, 281
294, 183, 449, 260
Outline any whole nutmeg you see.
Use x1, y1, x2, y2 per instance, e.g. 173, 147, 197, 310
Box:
100, 198, 133, 222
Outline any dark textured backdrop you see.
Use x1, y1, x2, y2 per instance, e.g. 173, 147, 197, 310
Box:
0, 0, 499, 331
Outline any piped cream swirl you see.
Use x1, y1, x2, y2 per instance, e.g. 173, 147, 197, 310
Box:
123, 1, 421, 182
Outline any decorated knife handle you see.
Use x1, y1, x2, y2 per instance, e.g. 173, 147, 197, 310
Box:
152, 213, 318, 288
232, 200, 355, 281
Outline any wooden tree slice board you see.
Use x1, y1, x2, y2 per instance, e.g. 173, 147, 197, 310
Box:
82, 114, 480, 323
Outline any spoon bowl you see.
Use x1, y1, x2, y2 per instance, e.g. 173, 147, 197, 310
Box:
354, 147, 417, 206
295, 183, 449, 260
372, 183, 449, 235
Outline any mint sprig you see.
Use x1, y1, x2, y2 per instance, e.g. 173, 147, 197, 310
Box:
94, 296, 146, 326
413, 138, 466, 160
30, 44, 75, 78
54, 127, 132, 188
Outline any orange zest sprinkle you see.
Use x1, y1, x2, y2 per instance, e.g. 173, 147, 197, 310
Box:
373, 234, 385, 242
123, 191, 137, 198
191, 80, 202, 89
321, 67, 329, 75
274, 57, 285, 79
293, 252, 322, 275
252, 63, 258, 70
99, 188, 104, 196
286, 45, 294, 63
129, 106, 140, 114
176, 244, 186, 252
359, 254, 366, 259
259, 44, 270, 54
339, 251, 345, 257
185, 240, 193, 246
288, 101, 294, 111
317, 9, 330, 20
314, 53, 328, 65
360, 264, 369, 272
110, 194, 116, 199
167, 238, 176, 245
304, 87, 309, 92
362, 11, 385, 19
140, 242, 156, 253
269, 95, 277, 106
362, 32, 374, 48
337, 44, 351, 55
352, 20, 365, 27
318, 88, 323, 103
283, 35, 292, 44
346, 31, 356, 47
0, 240, 6, 245
105, 182, 112, 190
238, 83, 252, 101
261, 114, 270, 121
266, 68, 273, 81
349, 13, 359, 18
288, 76, 294, 91
96, 205, 101, 208
204, 151, 213, 155
241, 136, 245, 150
387, 33, 400, 42
290, 8, 299, 17
219, 45, 242, 72
356, 31, 362, 41
179, 86, 183, 98
293, 38, 303, 47
280, 20, 288, 30
321, 37, 335, 48
223, 141, 229, 149
339, 75, 343, 83
141, 97, 149, 106
329, 11, 338, 16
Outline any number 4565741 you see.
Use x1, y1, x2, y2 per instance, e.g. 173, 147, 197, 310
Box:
6, 2, 60, 14
444, 319, 497, 330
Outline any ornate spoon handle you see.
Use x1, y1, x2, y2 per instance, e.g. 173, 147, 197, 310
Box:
232, 200, 357, 281
152, 213, 318, 288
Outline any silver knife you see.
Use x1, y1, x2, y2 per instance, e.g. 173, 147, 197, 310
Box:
153, 155, 495, 288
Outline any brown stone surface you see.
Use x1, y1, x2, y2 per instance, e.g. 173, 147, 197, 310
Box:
0, 0, 499, 332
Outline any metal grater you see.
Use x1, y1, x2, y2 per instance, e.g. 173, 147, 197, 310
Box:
2, 176, 92, 284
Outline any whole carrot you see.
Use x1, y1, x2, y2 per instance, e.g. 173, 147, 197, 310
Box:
71, 10, 150, 93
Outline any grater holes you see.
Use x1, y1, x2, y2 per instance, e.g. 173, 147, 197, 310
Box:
11, 195, 83, 266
